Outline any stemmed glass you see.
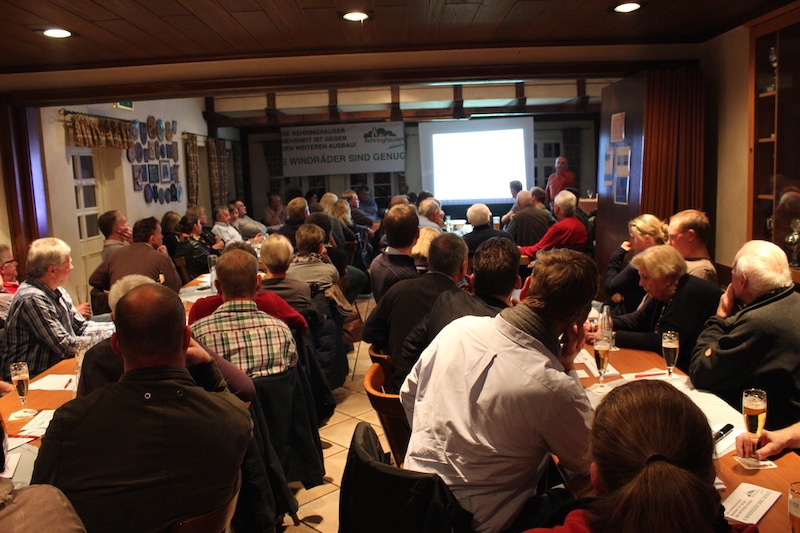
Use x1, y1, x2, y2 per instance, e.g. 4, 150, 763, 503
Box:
661, 331, 679, 378
9, 362, 37, 418
594, 340, 612, 390
789, 482, 800, 533
743, 388, 767, 449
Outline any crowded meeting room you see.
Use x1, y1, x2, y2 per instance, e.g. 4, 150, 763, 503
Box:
3, 1, 800, 532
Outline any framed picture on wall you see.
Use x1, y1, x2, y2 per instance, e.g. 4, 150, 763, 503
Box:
160, 161, 171, 183
615, 145, 631, 178
147, 164, 160, 184
603, 146, 614, 186
132, 165, 143, 191
614, 176, 629, 205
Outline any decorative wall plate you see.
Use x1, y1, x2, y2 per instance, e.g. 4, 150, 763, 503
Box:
144, 184, 153, 203
176, 184, 183, 202
158, 187, 165, 204
126, 146, 136, 163
173, 144, 179, 162
170, 183, 177, 201
165, 121, 173, 141
146, 115, 157, 139
140, 122, 148, 144
156, 119, 165, 141
160, 144, 167, 159
172, 120, 178, 134
131, 121, 139, 140
135, 143, 143, 162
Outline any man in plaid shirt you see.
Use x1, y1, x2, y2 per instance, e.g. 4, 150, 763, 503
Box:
191, 248, 297, 377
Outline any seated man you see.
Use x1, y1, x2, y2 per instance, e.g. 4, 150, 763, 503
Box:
505, 190, 553, 247
417, 198, 445, 234
277, 197, 310, 248
0, 243, 20, 294
342, 189, 375, 228
500, 179, 524, 226
98, 210, 132, 259
234, 199, 267, 239
668, 208, 718, 283
89, 216, 182, 292
518, 190, 587, 257
402, 237, 520, 370
690, 240, 800, 429
259, 234, 314, 313
364, 233, 469, 391
370, 203, 420, 302
188, 242, 307, 332
1, 238, 112, 380
401, 249, 596, 533
31, 284, 252, 533
355, 185, 380, 222
212, 205, 244, 245
461, 203, 512, 256
263, 192, 288, 228
285, 224, 339, 289
192, 249, 298, 377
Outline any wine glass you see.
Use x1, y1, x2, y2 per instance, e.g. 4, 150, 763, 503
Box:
9, 361, 37, 418
743, 388, 767, 449
594, 340, 612, 389
790, 482, 800, 533
661, 331, 679, 378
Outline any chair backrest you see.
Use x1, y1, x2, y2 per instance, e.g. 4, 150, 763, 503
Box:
171, 470, 242, 533
344, 240, 357, 265
173, 255, 192, 285
364, 363, 411, 467
339, 421, 474, 533
368, 344, 395, 389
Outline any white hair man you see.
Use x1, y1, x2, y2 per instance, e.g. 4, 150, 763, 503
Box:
418, 198, 445, 234
690, 240, 800, 430
519, 190, 587, 257
505, 190, 553, 247
462, 203, 512, 256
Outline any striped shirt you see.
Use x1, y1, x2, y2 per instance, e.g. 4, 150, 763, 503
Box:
191, 299, 297, 378
0, 279, 112, 379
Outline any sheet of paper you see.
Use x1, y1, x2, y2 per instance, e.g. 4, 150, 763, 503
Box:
1, 453, 20, 478
722, 483, 781, 524
20, 409, 55, 433
7, 437, 35, 451
29, 374, 75, 390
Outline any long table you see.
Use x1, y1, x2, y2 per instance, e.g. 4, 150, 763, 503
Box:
578, 344, 800, 532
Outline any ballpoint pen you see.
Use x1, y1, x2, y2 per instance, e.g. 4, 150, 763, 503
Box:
634, 371, 666, 379
64, 378, 73, 389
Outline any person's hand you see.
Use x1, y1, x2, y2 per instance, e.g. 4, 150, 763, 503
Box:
185, 338, 213, 366
621, 241, 631, 252
212, 238, 224, 251
0, 380, 13, 396
560, 322, 586, 371
611, 293, 624, 303
251, 233, 263, 244
157, 244, 168, 255
717, 284, 736, 318
737, 428, 790, 460
76, 302, 92, 319
121, 226, 133, 243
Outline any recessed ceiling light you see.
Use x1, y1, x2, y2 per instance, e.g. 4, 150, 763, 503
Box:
614, 2, 642, 12
43, 28, 72, 38
343, 11, 369, 22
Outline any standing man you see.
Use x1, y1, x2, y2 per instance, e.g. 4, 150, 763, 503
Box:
234, 199, 268, 240
668, 209, 717, 283
400, 249, 597, 533
98, 210, 132, 259
690, 240, 800, 429
544, 156, 576, 208
90, 217, 182, 292
32, 283, 251, 533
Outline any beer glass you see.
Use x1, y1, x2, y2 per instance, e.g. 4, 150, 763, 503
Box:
789, 482, 800, 533
742, 388, 767, 445
10, 361, 37, 418
594, 340, 612, 389
661, 331, 679, 378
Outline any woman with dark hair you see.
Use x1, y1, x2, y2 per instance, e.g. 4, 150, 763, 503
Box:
160, 211, 181, 257
174, 213, 212, 279
526, 380, 757, 533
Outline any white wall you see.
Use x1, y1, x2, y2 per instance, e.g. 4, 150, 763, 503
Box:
701, 26, 750, 266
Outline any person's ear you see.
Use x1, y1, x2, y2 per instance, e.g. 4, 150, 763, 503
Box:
214, 279, 222, 294
514, 275, 522, 290
110, 333, 122, 356
182, 326, 192, 351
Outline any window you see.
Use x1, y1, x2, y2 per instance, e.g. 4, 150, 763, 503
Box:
72, 154, 100, 240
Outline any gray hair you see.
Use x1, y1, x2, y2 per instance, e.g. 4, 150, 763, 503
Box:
531, 186, 546, 204
734, 240, 792, 295
466, 203, 491, 226
516, 190, 533, 209
554, 190, 576, 216
631, 245, 687, 280
260, 233, 294, 273
418, 198, 441, 217
27, 238, 70, 278
109, 275, 156, 313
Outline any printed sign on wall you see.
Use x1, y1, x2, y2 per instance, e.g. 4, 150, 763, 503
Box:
281, 122, 405, 177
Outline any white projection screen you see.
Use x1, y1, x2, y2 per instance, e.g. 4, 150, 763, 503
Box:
418, 117, 534, 206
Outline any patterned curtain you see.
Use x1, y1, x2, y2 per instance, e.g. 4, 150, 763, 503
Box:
71, 113, 133, 148
185, 134, 200, 207
207, 138, 221, 208
219, 142, 231, 205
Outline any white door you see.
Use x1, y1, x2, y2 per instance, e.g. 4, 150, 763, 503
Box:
71, 152, 104, 292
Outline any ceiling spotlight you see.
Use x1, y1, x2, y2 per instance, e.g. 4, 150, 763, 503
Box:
614, 3, 642, 12
343, 11, 369, 22
43, 28, 72, 38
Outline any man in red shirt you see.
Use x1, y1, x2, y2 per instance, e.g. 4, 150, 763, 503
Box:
544, 156, 576, 207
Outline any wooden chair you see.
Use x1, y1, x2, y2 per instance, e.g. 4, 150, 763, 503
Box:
171, 471, 242, 533
368, 344, 395, 387
173, 256, 192, 285
344, 240, 357, 265
364, 363, 411, 467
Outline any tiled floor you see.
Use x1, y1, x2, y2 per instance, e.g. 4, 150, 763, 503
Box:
281, 296, 389, 533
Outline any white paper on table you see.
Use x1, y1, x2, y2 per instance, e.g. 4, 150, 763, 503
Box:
575, 349, 620, 378
29, 374, 74, 390
20, 409, 55, 433
722, 483, 781, 524
715, 476, 726, 491
1, 453, 20, 478
6, 437, 34, 451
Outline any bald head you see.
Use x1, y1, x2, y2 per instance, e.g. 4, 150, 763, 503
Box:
112, 284, 189, 368
516, 190, 533, 209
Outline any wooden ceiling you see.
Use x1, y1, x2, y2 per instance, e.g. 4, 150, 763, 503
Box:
0, 0, 790, 75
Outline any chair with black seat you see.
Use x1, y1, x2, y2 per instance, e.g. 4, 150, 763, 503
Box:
171, 471, 242, 533
363, 362, 410, 467
339, 421, 474, 533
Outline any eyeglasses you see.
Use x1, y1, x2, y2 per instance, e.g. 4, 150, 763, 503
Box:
1, 258, 16, 266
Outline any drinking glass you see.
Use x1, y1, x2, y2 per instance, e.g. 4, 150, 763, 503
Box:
9, 361, 37, 418
743, 388, 767, 446
594, 340, 612, 389
661, 330, 679, 378
207, 255, 218, 293
790, 482, 800, 533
